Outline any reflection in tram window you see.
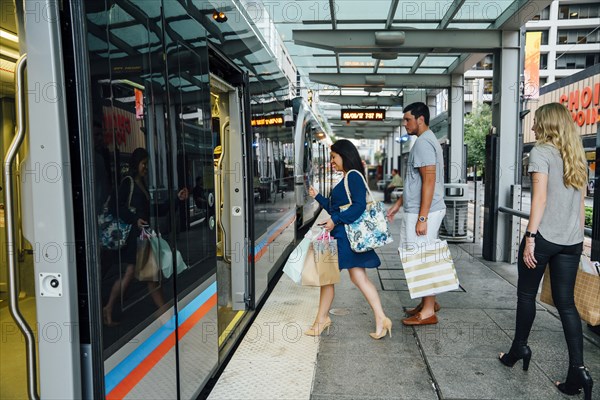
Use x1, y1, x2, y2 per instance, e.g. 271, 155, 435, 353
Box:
252, 123, 295, 238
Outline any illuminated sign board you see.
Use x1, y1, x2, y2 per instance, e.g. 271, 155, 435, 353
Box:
341, 109, 386, 121
251, 114, 284, 126
559, 83, 600, 127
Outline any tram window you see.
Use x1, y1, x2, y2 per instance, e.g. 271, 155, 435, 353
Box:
251, 116, 295, 238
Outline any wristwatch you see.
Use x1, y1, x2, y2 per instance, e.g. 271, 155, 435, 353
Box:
418, 216, 428, 222
525, 231, 537, 238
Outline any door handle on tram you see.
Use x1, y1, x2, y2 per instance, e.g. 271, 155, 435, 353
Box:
3, 54, 40, 400
216, 119, 231, 264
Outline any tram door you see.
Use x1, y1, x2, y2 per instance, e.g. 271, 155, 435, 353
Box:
209, 71, 250, 348
2, 1, 83, 398
0, 4, 39, 399
84, 2, 219, 399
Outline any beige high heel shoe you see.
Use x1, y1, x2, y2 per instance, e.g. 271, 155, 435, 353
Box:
304, 317, 332, 336
370, 317, 392, 340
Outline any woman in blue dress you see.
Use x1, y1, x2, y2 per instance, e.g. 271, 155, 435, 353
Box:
307, 139, 392, 339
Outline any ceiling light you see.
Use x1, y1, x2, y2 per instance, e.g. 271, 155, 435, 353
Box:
375, 31, 405, 46
570, 12, 578, 17
365, 75, 386, 85
0, 29, 18, 43
364, 87, 383, 93
213, 11, 228, 23
362, 98, 378, 106
372, 52, 398, 60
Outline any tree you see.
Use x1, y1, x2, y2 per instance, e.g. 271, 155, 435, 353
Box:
464, 104, 492, 172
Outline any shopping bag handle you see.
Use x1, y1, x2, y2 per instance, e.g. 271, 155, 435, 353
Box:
342, 169, 374, 206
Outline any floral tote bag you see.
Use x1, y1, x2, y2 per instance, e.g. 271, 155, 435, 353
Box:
340, 170, 393, 252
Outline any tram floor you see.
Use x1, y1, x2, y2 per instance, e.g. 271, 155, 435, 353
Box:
0, 296, 37, 400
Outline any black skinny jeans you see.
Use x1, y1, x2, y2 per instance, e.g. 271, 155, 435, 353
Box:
513, 233, 584, 366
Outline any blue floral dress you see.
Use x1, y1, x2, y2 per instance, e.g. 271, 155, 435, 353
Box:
315, 172, 381, 270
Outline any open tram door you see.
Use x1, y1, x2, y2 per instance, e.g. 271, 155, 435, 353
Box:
208, 49, 253, 351
1, 1, 81, 399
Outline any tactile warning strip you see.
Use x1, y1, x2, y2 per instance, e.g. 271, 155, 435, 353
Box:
208, 275, 321, 400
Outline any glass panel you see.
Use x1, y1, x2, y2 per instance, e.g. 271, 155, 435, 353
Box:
416, 68, 448, 74
455, 0, 513, 20
85, 1, 178, 397
164, 15, 218, 399
446, 22, 492, 29
336, 1, 394, 20
420, 56, 458, 67
251, 104, 296, 238
394, 0, 454, 21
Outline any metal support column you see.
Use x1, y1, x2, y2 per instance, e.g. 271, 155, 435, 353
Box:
484, 30, 521, 262
483, 133, 499, 260
449, 74, 465, 183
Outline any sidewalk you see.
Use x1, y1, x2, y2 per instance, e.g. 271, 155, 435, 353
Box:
208, 211, 600, 400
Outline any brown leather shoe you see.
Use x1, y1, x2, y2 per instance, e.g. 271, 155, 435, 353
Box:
405, 301, 441, 316
402, 313, 438, 326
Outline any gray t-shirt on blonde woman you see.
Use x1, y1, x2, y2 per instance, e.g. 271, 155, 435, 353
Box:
528, 144, 584, 245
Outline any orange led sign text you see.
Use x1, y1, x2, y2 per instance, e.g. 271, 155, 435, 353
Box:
251, 114, 284, 126
341, 109, 386, 121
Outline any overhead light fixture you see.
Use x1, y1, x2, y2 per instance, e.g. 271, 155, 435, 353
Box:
0, 28, 18, 43
364, 86, 383, 93
372, 52, 398, 60
570, 12, 578, 17
365, 75, 386, 85
375, 31, 405, 46
362, 98, 378, 106
213, 11, 228, 23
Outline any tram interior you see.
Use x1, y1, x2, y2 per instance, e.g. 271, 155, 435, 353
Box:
0, 2, 38, 399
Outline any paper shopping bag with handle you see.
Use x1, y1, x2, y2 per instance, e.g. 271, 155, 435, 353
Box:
399, 240, 459, 299
541, 262, 600, 326
302, 230, 340, 286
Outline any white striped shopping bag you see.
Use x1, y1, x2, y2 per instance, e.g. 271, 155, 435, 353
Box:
399, 240, 460, 299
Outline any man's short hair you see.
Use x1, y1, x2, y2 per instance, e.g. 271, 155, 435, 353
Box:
403, 102, 430, 125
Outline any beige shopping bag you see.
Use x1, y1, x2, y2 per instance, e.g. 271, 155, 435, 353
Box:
540, 265, 600, 326
301, 244, 340, 287
399, 240, 460, 299
135, 237, 160, 281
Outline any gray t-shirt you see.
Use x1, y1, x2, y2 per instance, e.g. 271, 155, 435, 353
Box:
403, 130, 446, 214
528, 144, 584, 245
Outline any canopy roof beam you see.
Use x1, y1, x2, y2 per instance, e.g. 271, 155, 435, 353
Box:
320, 95, 402, 107
293, 29, 503, 53
310, 73, 451, 88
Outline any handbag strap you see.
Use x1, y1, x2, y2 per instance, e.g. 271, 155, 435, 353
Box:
342, 169, 374, 206
123, 176, 134, 210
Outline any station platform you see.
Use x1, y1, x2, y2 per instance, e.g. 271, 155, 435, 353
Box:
207, 208, 600, 400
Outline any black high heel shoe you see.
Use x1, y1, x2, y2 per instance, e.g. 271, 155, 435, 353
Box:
556, 365, 593, 400
498, 345, 532, 371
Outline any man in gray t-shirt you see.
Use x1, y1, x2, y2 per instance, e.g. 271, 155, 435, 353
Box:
387, 102, 446, 326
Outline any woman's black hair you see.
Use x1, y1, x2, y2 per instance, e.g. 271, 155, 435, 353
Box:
330, 139, 364, 176
129, 147, 149, 177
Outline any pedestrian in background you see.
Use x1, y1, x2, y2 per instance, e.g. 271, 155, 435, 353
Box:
384, 168, 403, 203
499, 103, 593, 399
308, 139, 392, 340
387, 102, 446, 326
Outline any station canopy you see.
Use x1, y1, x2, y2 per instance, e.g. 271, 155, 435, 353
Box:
268, 0, 551, 139
81, 0, 551, 140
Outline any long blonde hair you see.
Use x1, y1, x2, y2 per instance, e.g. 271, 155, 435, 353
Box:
534, 103, 587, 190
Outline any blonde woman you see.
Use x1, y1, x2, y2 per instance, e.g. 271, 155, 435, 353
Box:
499, 103, 593, 400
